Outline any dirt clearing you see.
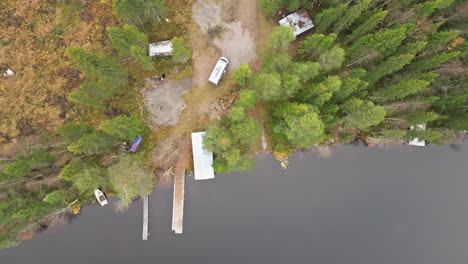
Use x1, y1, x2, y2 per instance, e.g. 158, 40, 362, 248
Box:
191, 0, 259, 86
141, 78, 193, 128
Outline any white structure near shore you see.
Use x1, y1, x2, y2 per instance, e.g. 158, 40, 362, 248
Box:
279, 9, 314, 36
409, 124, 426, 146
191, 132, 215, 180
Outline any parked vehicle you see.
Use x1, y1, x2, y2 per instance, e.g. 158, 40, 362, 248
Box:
208, 57, 229, 85
94, 189, 108, 206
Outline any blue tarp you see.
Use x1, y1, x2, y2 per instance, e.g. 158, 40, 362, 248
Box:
129, 136, 142, 152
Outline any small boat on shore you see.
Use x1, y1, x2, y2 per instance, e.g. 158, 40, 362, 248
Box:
94, 189, 108, 206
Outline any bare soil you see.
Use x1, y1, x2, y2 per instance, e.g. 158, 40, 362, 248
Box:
141, 78, 193, 128
191, 0, 259, 86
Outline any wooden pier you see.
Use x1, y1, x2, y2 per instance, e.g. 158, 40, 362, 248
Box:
172, 139, 189, 234
142, 194, 149, 240
172, 166, 185, 234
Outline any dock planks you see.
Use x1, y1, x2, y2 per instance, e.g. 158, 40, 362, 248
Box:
142, 194, 149, 240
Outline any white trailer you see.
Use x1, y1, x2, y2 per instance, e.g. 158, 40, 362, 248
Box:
208, 57, 229, 85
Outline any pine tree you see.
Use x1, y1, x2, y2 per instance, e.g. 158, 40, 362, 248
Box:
99, 115, 146, 141
260, 0, 283, 16
58, 161, 107, 194
56, 123, 94, 142
342, 98, 386, 130
267, 26, 296, 54
235, 90, 258, 110
314, 3, 349, 33
319, 46, 345, 71
68, 91, 105, 111
227, 107, 246, 123
130, 46, 154, 70
108, 154, 153, 206
2, 160, 31, 178
80, 80, 114, 100
67, 132, 118, 155
253, 73, 282, 101
272, 103, 325, 148
232, 65, 253, 88
411, 51, 460, 73
230, 117, 261, 146
394, 41, 427, 56
171, 37, 192, 64
333, 0, 371, 35
365, 54, 416, 86
298, 33, 337, 60
107, 25, 148, 57
376, 79, 430, 101
113, 0, 167, 26
347, 10, 388, 43
415, 0, 440, 18
404, 111, 439, 125
347, 26, 409, 61
65, 47, 128, 86
426, 30, 460, 50
291, 62, 321, 83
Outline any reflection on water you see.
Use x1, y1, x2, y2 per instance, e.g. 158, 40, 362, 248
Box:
1, 145, 468, 264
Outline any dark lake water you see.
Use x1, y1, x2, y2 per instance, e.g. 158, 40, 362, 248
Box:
1, 145, 468, 264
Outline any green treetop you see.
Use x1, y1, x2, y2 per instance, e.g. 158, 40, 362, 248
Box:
236, 90, 258, 110
333, 0, 371, 35
342, 98, 386, 130
113, 0, 167, 26
108, 154, 154, 206
267, 26, 296, 54
65, 47, 128, 86
232, 65, 253, 88
298, 33, 337, 60
319, 46, 345, 71
314, 3, 349, 33
347, 10, 388, 43
2, 160, 31, 178
365, 53, 416, 86
253, 72, 282, 101
376, 79, 430, 101
107, 25, 148, 57
171, 37, 192, 64
272, 102, 325, 148
99, 115, 146, 141
58, 160, 107, 194
67, 132, 118, 155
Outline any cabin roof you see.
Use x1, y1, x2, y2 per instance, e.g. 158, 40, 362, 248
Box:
191, 132, 215, 180
149, 40, 173, 57
278, 9, 314, 36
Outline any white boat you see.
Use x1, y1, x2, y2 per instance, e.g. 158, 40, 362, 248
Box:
94, 189, 108, 206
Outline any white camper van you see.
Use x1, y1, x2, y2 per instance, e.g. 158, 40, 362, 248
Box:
208, 57, 229, 85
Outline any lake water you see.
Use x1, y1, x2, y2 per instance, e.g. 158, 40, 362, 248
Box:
1, 145, 468, 264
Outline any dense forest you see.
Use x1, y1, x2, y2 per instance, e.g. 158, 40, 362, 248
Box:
0, 0, 191, 248
0, 0, 467, 249
204, 0, 467, 171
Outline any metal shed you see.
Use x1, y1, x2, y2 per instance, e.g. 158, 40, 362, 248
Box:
148, 40, 173, 57
191, 132, 215, 180
278, 9, 314, 36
